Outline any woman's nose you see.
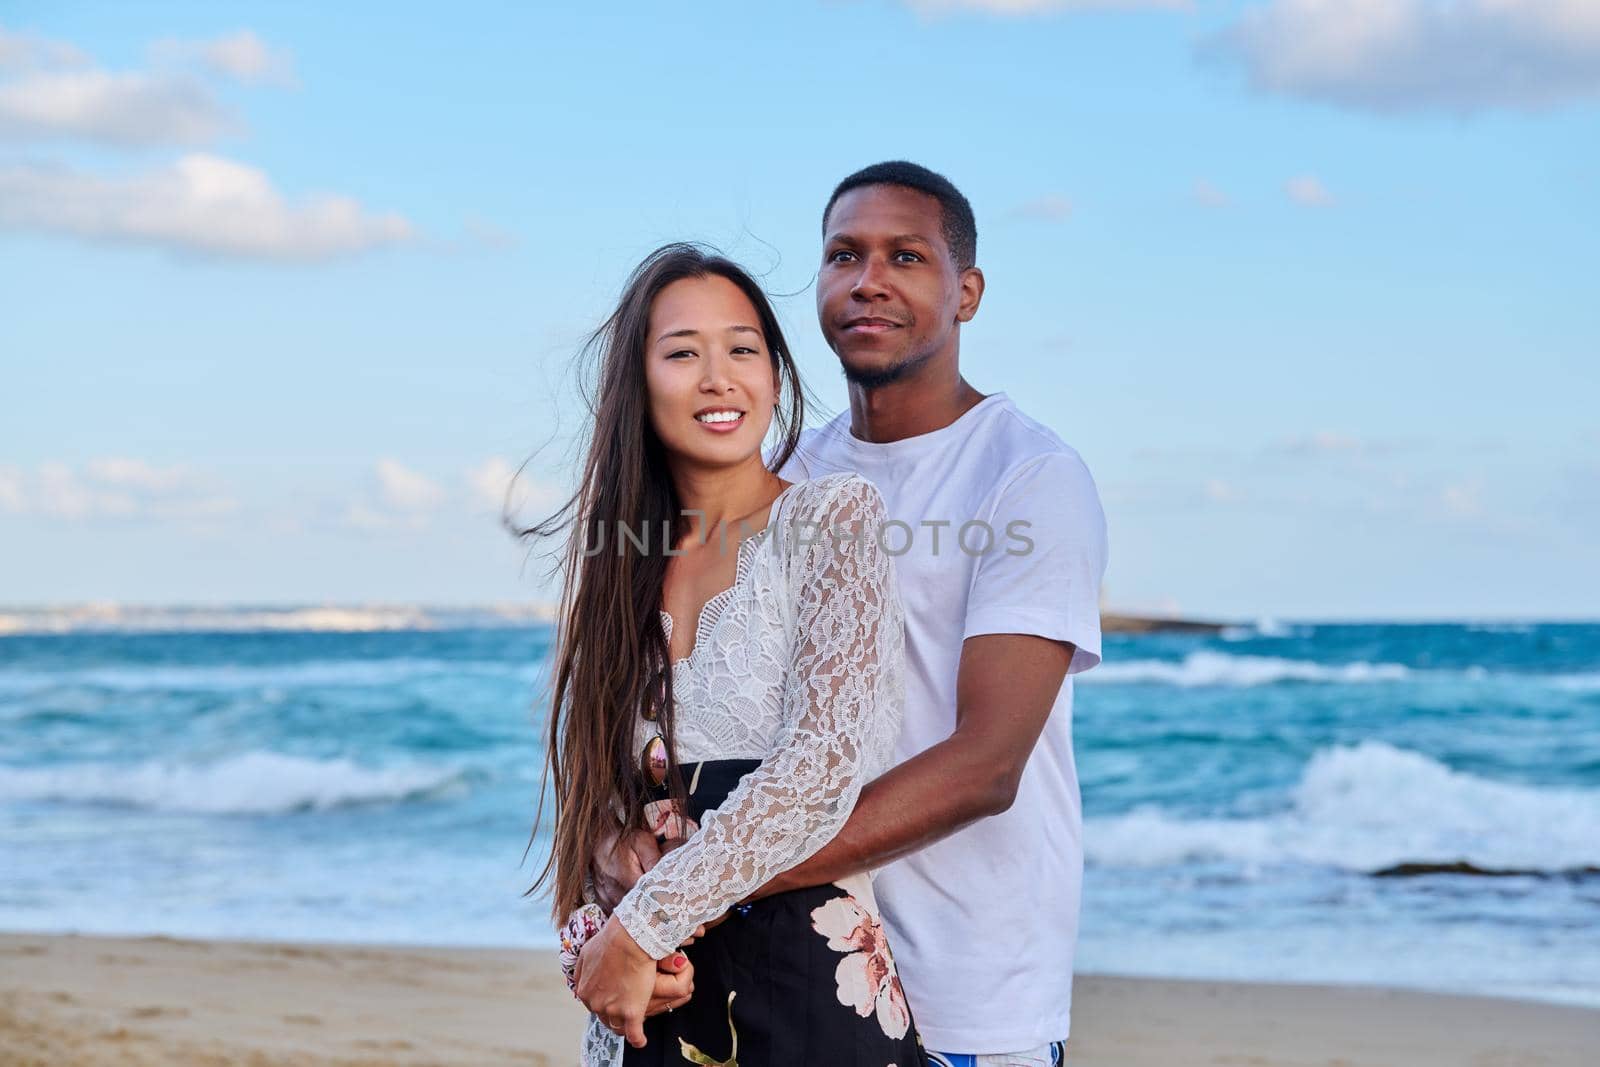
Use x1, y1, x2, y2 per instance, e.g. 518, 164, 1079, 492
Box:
699, 351, 735, 392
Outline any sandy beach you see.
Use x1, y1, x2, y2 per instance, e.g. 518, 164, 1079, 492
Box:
3, 932, 1595, 1067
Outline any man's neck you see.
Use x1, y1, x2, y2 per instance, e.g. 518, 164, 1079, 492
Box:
846, 359, 988, 445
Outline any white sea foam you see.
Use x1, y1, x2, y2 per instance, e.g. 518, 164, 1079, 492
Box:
1086, 651, 1413, 687
1085, 652, 1600, 691
1549, 672, 1600, 692
0, 658, 543, 696
0, 751, 467, 814
1220, 618, 1306, 641
1086, 741, 1600, 873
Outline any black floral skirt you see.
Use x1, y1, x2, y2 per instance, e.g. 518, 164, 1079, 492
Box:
623, 759, 926, 1067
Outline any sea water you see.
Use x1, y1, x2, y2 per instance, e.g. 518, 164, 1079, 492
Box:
1, 616, 1596, 1006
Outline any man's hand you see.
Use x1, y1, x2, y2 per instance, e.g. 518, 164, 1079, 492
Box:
573, 921, 698, 1019
593, 827, 663, 911
576, 917, 657, 1047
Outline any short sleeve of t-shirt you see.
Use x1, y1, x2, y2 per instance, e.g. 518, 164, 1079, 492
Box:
963, 449, 1109, 674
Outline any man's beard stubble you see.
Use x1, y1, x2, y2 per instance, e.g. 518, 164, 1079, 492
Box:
837, 340, 936, 390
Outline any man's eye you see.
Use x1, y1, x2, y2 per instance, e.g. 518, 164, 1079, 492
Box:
828, 250, 856, 263
894, 251, 923, 264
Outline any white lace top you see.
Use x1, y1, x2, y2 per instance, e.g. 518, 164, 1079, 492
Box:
615, 470, 906, 954
583, 472, 906, 1065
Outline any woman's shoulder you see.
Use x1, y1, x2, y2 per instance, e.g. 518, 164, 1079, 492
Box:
785, 471, 887, 520
773, 474, 893, 582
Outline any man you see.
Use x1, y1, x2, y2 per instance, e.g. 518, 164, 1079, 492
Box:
595, 161, 1108, 1065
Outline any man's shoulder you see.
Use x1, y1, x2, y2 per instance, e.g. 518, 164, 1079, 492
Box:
974, 395, 1095, 490
797, 409, 852, 453
774, 414, 851, 480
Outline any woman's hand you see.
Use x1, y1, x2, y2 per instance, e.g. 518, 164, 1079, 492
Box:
575, 916, 659, 1047
648, 950, 694, 1015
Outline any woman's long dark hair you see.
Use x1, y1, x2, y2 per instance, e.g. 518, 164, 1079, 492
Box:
519, 243, 807, 920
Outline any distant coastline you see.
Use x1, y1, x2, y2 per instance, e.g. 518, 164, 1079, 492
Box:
1102, 612, 1226, 634
0, 603, 560, 636
0, 603, 1228, 636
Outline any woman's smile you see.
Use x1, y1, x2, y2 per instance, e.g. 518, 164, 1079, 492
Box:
693, 406, 746, 433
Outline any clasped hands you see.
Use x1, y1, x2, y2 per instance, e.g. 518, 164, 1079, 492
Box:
573, 827, 718, 1048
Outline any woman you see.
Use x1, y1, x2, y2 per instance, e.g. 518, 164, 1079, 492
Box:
526, 243, 922, 1066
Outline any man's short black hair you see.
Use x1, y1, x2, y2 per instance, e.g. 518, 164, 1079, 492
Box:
822, 161, 978, 272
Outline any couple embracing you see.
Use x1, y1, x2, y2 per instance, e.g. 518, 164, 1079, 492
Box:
530, 161, 1108, 1067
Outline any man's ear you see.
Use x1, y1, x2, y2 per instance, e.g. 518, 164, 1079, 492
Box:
955, 266, 985, 324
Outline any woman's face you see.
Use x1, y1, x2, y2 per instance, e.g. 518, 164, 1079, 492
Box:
643, 275, 780, 471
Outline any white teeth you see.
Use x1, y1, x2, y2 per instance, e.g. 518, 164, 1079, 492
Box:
695, 411, 743, 424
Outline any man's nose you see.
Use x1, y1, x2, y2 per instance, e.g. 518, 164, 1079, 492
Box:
850, 257, 891, 301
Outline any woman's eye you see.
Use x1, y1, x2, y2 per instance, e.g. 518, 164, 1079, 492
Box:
666, 350, 694, 360
731, 346, 758, 356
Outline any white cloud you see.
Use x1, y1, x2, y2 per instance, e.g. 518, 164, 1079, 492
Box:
1267, 432, 1421, 459
1010, 194, 1073, 222
1277, 431, 1363, 454
1202, 0, 1600, 114
342, 458, 568, 532
0, 459, 237, 520
1285, 174, 1334, 206
462, 216, 519, 251
0, 68, 231, 145
150, 30, 296, 88
1204, 478, 1245, 503
0, 25, 91, 70
0, 466, 25, 512
340, 460, 446, 531
906, 0, 1191, 13
0, 26, 292, 146
342, 501, 421, 532
1193, 178, 1230, 207
466, 456, 564, 517
376, 460, 445, 512
1440, 478, 1485, 517
467, 457, 519, 513
0, 27, 407, 261
85, 457, 202, 493
0, 154, 412, 261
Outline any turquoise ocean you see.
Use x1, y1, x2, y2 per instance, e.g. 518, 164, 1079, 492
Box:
2, 613, 1596, 1006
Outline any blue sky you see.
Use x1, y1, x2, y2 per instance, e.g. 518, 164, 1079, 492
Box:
2, 1, 1596, 619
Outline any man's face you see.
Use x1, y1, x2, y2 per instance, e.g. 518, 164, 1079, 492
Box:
817, 184, 970, 387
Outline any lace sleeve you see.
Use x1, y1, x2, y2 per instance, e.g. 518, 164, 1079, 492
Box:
582, 1014, 622, 1067
611, 475, 906, 960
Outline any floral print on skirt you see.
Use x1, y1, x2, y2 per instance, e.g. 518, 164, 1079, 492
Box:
622, 759, 926, 1067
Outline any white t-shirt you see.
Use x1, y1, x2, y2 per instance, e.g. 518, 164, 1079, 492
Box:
775, 390, 1108, 1053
